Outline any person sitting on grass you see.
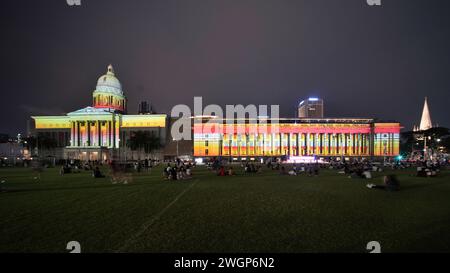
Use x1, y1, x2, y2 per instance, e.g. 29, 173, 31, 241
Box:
288, 168, 297, 176
307, 164, 313, 177
0, 179, 5, 192
416, 166, 427, 177
186, 165, 192, 177
279, 166, 287, 175
227, 166, 235, 176
93, 166, 105, 178
257, 165, 263, 173
349, 168, 364, 179
362, 170, 372, 179
218, 166, 226, 176
177, 166, 190, 180
367, 175, 400, 191
244, 162, 251, 173
72, 164, 81, 173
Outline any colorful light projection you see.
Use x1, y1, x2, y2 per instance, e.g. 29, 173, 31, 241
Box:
70, 119, 118, 148
373, 123, 400, 156
33, 114, 167, 149
193, 121, 401, 157
32, 65, 167, 155
93, 91, 126, 112
32, 117, 71, 129
121, 115, 166, 128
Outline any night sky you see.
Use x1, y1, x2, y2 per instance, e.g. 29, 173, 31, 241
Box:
1, 0, 449, 135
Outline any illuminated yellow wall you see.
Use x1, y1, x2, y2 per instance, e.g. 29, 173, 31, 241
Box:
121, 115, 166, 128
33, 117, 71, 129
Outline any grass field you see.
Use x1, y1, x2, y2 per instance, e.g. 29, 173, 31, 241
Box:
0, 165, 449, 253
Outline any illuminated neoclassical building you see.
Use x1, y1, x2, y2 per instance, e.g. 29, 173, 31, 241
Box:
32, 65, 167, 161
193, 117, 401, 160
31, 65, 401, 162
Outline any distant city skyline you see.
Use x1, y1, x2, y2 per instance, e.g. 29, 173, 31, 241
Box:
1, 0, 449, 135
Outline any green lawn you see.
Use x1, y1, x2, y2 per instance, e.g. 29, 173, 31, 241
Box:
0, 165, 449, 253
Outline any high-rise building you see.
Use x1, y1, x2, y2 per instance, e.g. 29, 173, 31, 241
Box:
138, 101, 153, 114
298, 97, 324, 118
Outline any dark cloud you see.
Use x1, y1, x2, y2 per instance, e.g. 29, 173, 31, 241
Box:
0, 0, 449, 135
19, 104, 66, 116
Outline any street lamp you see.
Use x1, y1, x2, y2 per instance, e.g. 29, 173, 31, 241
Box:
173, 138, 179, 158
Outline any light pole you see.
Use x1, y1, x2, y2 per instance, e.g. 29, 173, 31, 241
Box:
173, 138, 179, 158
424, 135, 431, 160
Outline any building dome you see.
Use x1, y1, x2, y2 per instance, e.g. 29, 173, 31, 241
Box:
92, 64, 127, 113
94, 64, 123, 95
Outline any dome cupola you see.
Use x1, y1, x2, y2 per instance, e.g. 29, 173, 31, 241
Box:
92, 64, 127, 113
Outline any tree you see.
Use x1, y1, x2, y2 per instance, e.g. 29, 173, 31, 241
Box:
22, 135, 37, 155
126, 131, 161, 159
401, 127, 450, 154
37, 132, 58, 150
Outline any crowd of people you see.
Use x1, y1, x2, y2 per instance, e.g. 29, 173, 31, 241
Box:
163, 158, 193, 180
278, 163, 321, 176
415, 160, 441, 177
0, 154, 447, 193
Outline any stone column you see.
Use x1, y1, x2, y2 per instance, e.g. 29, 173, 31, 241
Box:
77, 121, 81, 147
71, 121, 75, 147
87, 121, 91, 147
108, 120, 111, 147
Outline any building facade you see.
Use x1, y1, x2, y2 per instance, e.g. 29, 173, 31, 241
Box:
193, 117, 401, 159
29, 65, 401, 162
31, 65, 167, 161
298, 97, 324, 118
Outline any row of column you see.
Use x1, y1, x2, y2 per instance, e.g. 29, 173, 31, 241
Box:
70, 120, 116, 148
219, 132, 372, 157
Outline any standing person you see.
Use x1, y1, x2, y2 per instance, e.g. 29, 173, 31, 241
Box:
144, 158, 149, 172
59, 165, 65, 176
148, 159, 153, 173
171, 166, 178, 180
137, 161, 142, 173
31, 158, 43, 180
164, 163, 171, 179
314, 163, 319, 176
